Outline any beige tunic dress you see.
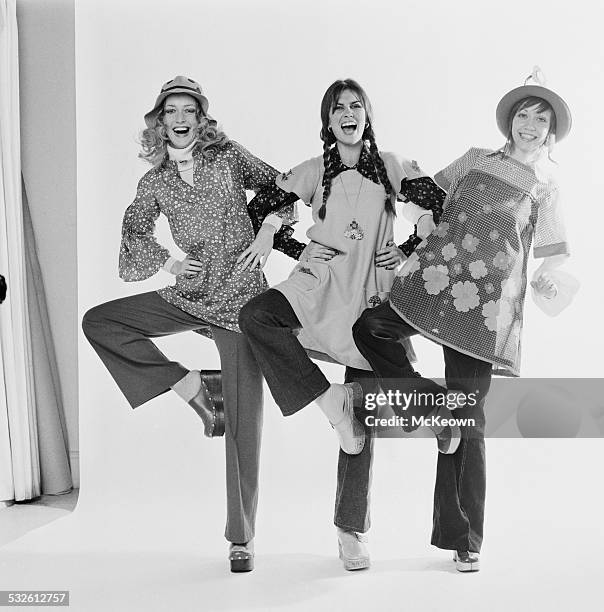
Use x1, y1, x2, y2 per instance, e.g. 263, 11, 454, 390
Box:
274, 152, 423, 370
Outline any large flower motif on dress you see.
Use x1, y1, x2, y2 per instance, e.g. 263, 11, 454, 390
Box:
493, 251, 512, 271
399, 252, 420, 277
468, 259, 488, 279
462, 233, 480, 253
500, 276, 520, 300
434, 221, 449, 238
423, 265, 450, 295
441, 242, 457, 262
482, 299, 513, 332
451, 281, 480, 312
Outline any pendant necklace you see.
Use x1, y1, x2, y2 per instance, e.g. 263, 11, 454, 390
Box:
340, 173, 365, 240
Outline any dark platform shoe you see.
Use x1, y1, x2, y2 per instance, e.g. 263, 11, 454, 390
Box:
229, 541, 254, 573
188, 370, 225, 437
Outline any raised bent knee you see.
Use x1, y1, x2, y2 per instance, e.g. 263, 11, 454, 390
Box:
238, 300, 258, 334
238, 293, 279, 335
352, 308, 378, 343
81, 304, 110, 340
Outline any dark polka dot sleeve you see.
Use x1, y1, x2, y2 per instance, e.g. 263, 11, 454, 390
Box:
274, 225, 307, 260
397, 176, 446, 256
247, 182, 307, 260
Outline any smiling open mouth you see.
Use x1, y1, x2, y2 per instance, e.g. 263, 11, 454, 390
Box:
172, 127, 191, 136
518, 132, 538, 142
341, 121, 357, 135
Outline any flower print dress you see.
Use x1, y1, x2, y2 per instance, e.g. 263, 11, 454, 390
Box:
389, 148, 569, 376
272, 146, 443, 370
119, 141, 296, 334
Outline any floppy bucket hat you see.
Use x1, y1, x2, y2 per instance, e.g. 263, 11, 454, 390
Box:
496, 67, 572, 142
144, 76, 211, 128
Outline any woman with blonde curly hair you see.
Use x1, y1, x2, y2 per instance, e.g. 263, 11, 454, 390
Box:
82, 76, 297, 573
138, 87, 229, 166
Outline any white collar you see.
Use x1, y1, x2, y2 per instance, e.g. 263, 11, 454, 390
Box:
167, 141, 196, 165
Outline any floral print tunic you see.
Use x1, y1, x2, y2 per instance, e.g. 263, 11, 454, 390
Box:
119, 141, 295, 333
390, 148, 569, 376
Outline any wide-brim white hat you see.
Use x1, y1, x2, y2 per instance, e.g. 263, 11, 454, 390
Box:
496, 67, 572, 142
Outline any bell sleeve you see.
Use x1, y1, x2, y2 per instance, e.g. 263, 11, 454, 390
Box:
119, 174, 171, 281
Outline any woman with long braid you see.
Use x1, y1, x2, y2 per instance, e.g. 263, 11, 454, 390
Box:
239, 79, 448, 570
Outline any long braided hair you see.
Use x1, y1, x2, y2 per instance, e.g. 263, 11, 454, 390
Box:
318, 79, 396, 221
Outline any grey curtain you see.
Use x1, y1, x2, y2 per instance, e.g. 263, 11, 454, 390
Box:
22, 179, 72, 495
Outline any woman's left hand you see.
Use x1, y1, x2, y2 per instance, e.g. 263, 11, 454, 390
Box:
531, 273, 558, 299
375, 242, 405, 270
237, 225, 275, 271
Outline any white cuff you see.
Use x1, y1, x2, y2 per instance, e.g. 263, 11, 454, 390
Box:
162, 256, 178, 274
262, 214, 283, 231
402, 202, 433, 225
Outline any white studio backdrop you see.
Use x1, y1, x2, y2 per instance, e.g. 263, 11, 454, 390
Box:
75, 0, 604, 559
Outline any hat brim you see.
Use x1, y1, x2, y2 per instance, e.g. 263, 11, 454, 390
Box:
144, 88, 211, 128
496, 85, 572, 142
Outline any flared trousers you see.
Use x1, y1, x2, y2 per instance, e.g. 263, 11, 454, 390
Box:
82, 291, 263, 544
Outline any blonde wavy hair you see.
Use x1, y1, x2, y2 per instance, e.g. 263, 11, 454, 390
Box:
138, 102, 229, 166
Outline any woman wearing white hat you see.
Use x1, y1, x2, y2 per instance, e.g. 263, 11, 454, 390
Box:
352, 68, 573, 572
82, 76, 298, 573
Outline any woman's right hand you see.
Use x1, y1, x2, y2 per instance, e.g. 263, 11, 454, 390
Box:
169, 257, 203, 276
531, 273, 558, 299
300, 241, 339, 263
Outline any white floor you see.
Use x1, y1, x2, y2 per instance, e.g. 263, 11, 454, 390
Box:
1, 386, 603, 612
0, 490, 78, 547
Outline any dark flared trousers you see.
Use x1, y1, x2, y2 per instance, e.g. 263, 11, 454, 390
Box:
353, 302, 492, 553
239, 288, 377, 533
82, 291, 263, 544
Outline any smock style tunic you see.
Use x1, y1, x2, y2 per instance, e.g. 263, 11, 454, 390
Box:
272, 146, 443, 370
119, 141, 295, 332
390, 148, 568, 376
83, 139, 298, 546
